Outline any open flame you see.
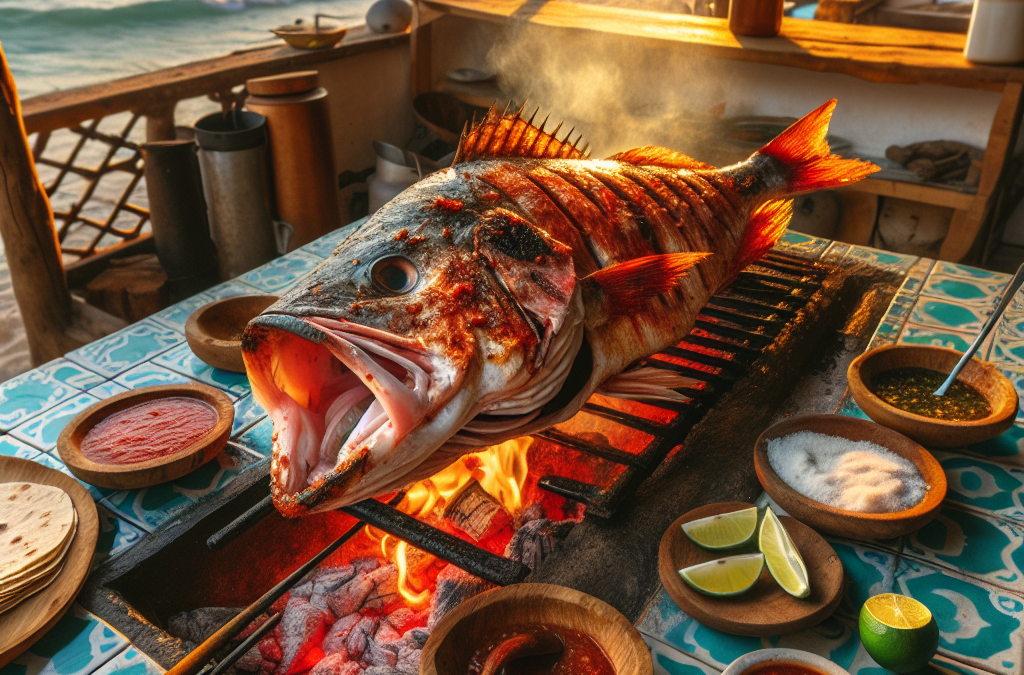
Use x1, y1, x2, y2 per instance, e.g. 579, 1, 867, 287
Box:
366, 437, 533, 607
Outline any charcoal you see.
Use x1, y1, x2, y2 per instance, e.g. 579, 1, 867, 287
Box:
167, 607, 240, 645
362, 638, 398, 669
442, 480, 510, 541
362, 669, 403, 675
406, 629, 430, 650
427, 565, 494, 629
514, 502, 545, 528
504, 518, 575, 571
310, 593, 331, 615
374, 622, 401, 644
346, 616, 379, 660
362, 565, 398, 611
381, 608, 424, 636
354, 558, 380, 573
310, 654, 362, 675
322, 613, 361, 656
313, 565, 357, 595
259, 635, 283, 663
276, 596, 331, 675
394, 646, 420, 674
326, 573, 375, 617
234, 645, 264, 672
291, 580, 315, 599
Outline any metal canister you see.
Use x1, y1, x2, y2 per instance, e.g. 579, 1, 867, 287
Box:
193, 111, 279, 280
245, 71, 341, 250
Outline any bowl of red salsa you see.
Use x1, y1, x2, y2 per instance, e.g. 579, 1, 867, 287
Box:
57, 383, 234, 489
421, 584, 652, 675
723, 648, 850, 675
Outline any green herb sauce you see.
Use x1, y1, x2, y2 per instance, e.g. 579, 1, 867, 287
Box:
869, 367, 991, 421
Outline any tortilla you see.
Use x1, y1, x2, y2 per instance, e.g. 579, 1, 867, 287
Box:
0, 511, 76, 595
0, 483, 76, 582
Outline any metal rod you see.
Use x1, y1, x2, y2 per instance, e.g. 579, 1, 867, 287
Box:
200, 612, 281, 675
935, 261, 1024, 396
207, 495, 275, 551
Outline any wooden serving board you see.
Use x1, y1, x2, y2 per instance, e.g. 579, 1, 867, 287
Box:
0, 456, 99, 667
659, 502, 843, 637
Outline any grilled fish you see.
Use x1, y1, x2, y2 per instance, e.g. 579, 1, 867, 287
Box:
243, 99, 878, 516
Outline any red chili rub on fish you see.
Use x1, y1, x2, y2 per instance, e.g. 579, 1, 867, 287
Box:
241, 100, 878, 516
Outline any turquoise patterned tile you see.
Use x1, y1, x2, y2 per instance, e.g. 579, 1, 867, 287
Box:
149, 279, 261, 332
835, 393, 870, 420
842, 246, 918, 274
93, 503, 145, 569
237, 250, 321, 293
89, 647, 162, 675
101, 445, 255, 531
965, 422, 1024, 466
0, 359, 102, 431
894, 557, 1023, 675
643, 634, 721, 675
299, 221, 360, 259
0, 434, 43, 460
10, 393, 100, 452
991, 338, 1024, 369
236, 416, 272, 458
0, 604, 127, 675
66, 318, 183, 378
28, 446, 112, 501
231, 394, 266, 437
828, 540, 898, 618
85, 381, 129, 400
934, 262, 1009, 282
152, 343, 250, 398
899, 259, 936, 296
997, 368, 1024, 420
911, 300, 989, 333
937, 451, 1024, 522
820, 241, 852, 264
898, 324, 973, 352
868, 317, 903, 348
112, 362, 190, 390
993, 310, 1024, 342
921, 274, 1003, 308
904, 505, 1024, 593
886, 292, 917, 321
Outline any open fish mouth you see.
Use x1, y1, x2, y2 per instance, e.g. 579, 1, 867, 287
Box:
243, 314, 452, 513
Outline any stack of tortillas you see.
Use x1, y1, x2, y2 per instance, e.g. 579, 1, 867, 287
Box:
0, 482, 77, 614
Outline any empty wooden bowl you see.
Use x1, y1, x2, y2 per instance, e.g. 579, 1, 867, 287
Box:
56, 383, 234, 490
186, 294, 279, 373
271, 24, 347, 50
848, 344, 1018, 447
659, 502, 844, 637
754, 414, 946, 540
421, 583, 652, 675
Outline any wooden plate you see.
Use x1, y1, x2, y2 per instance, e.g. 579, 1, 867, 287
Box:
56, 383, 234, 490
754, 414, 946, 540
422, 583, 652, 675
658, 502, 843, 637
185, 295, 279, 373
0, 456, 99, 667
848, 344, 1017, 447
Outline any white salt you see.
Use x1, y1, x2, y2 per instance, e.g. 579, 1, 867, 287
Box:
766, 430, 926, 513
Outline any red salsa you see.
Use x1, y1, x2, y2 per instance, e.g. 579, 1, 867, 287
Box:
468, 626, 614, 675
742, 662, 828, 675
81, 397, 218, 464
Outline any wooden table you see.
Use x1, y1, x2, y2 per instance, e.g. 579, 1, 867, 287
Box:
412, 0, 1024, 263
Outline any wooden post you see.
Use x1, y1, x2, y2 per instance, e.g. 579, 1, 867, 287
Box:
0, 45, 124, 365
144, 103, 177, 142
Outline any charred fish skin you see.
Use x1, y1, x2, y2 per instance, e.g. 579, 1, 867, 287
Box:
243, 99, 879, 516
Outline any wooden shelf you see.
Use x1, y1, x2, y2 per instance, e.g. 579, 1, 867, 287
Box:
844, 178, 977, 210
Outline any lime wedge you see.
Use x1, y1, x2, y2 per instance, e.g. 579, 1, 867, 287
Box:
859, 593, 939, 674
682, 506, 759, 550
758, 506, 810, 598
678, 553, 765, 597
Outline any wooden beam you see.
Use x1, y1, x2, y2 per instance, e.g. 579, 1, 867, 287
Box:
423, 0, 1024, 91
841, 178, 977, 210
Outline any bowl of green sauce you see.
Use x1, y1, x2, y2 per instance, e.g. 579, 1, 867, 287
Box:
848, 345, 1018, 447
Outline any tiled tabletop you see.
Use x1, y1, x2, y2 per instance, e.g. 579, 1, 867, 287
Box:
4, 225, 1024, 675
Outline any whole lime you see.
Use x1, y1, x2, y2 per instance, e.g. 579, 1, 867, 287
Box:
859, 593, 940, 674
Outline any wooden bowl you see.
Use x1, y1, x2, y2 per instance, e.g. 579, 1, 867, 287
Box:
186, 295, 279, 373
271, 24, 347, 50
421, 583, 652, 675
722, 648, 851, 675
848, 344, 1017, 447
658, 503, 843, 637
56, 383, 234, 490
0, 456, 98, 667
754, 414, 946, 540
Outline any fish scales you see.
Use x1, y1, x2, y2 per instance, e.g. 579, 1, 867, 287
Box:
242, 100, 879, 516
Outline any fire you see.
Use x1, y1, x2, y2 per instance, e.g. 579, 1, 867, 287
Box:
366, 437, 533, 607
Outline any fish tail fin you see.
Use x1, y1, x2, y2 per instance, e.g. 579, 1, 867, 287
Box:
759, 99, 879, 194
727, 199, 793, 282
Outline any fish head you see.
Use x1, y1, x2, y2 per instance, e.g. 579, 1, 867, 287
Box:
242, 167, 582, 515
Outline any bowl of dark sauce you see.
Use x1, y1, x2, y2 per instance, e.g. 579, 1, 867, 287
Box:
848, 345, 1018, 447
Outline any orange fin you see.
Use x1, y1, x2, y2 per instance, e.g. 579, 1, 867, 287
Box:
609, 146, 714, 171
727, 198, 793, 284
759, 99, 879, 193
453, 103, 589, 164
584, 252, 710, 315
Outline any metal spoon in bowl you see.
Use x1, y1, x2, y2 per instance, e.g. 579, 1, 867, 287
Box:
934, 261, 1024, 396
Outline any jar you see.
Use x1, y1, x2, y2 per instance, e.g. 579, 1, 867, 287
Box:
964, 0, 1024, 64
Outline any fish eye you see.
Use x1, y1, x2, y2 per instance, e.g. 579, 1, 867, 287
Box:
370, 256, 418, 294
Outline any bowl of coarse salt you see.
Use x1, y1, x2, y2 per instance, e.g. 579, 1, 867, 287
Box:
754, 414, 946, 540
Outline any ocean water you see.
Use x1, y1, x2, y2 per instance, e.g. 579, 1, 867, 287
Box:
3, 0, 375, 99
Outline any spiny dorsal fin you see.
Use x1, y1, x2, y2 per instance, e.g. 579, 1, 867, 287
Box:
609, 146, 714, 171
453, 103, 590, 164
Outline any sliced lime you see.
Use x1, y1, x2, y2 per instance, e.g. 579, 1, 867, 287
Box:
682, 506, 759, 550
678, 553, 765, 597
758, 506, 810, 599
860, 593, 939, 674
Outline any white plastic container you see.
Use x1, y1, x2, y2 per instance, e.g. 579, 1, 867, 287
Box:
964, 0, 1024, 64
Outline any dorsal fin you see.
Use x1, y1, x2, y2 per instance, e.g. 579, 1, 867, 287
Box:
609, 146, 714, 171
453, 103, 590, 164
